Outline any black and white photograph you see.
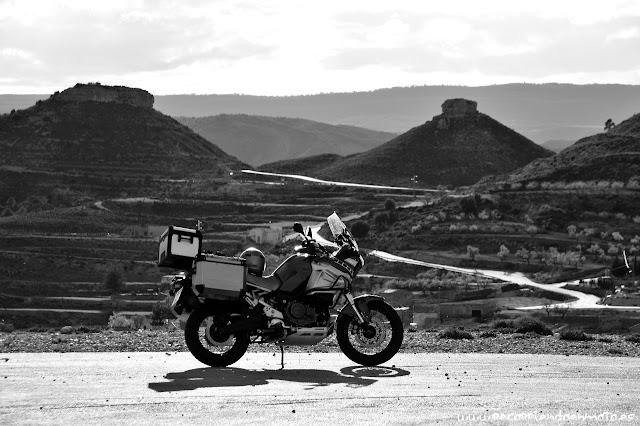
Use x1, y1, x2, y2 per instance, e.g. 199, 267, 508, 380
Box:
1, 0, 640, 424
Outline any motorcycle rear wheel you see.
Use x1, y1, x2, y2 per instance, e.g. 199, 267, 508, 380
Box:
184, 307, 249, 367
336, 300, 403, 366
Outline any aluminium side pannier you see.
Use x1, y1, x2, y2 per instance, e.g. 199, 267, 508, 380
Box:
192, 254, 246, 300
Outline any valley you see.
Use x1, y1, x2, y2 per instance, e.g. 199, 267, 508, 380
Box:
1, 83, 639, 337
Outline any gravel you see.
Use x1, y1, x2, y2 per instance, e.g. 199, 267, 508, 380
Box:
2, 329, 640, 357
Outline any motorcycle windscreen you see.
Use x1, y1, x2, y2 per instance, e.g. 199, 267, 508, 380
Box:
274, 256, 312, 295
327, 212, 346, 238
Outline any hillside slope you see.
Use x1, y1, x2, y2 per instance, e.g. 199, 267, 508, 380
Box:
314, 99, 553, 188
478, 112, 640, 186
0, 84, 248, 203
258, 153, 344, 175
176, 114, 396, 166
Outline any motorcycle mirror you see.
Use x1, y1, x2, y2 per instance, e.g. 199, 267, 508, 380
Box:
293, 222, 304, 234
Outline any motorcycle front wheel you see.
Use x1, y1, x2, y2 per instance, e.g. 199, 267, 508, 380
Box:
184, 307, 249, 367
336, 300, 403, 366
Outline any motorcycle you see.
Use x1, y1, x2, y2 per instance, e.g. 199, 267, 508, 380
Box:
164, 212, 403, 368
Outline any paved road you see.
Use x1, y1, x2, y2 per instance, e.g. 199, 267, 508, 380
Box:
1, 352, 638, 425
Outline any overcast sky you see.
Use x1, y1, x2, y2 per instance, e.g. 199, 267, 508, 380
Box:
2, 0, 640, 95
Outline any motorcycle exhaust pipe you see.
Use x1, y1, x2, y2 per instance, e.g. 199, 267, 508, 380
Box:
219, 315, 267, 334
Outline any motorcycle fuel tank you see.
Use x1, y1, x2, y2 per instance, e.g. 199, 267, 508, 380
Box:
273, 256, 312, 295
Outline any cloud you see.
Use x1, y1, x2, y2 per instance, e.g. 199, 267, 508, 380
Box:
324, 14, 640, 78
1, 0, 640, 94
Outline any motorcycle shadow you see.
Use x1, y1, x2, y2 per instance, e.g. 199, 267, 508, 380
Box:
148, 365, 410, 392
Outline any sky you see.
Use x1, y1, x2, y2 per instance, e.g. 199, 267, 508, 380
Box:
1, 0, 640, 95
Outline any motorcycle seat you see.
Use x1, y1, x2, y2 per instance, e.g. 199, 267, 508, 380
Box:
245, 273, 281, 292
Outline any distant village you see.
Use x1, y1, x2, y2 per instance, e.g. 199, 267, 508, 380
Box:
123, 225, 284, 246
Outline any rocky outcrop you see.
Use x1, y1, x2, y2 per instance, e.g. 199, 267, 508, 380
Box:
55, 83, 154, 108
441, 98, 477, 117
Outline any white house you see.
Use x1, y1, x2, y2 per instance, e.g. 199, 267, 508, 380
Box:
248, 227, 283, 246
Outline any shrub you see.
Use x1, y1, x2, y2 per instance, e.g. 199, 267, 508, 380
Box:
490, 319, 516, 332
438, 327, 474, 340
151, 302, 173, 325
559, 329, 593, 341
492, 317, 552, 335
103, 266, 125, 294
108, 314, 132, 330
76, 326, 101, 333
479, 329, 497, 338
625, 334, 640, 344
129, 315, 147, 330
513, 317, 552, 335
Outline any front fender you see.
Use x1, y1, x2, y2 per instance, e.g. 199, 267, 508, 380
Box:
339, 294, 385, 323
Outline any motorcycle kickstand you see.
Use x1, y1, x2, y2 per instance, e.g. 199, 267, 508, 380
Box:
278, 344, 285, 369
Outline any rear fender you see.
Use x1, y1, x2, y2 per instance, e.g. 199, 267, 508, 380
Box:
338, 294, 384, 323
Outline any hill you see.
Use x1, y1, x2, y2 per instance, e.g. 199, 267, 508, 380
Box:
0, 83, 248, 206
307, 99, 553, 188
478, 112, 640, 187
6, 84, 640, 145
175, 114, 395, 166
541, 139, 575, 153
258, 153, 344, 175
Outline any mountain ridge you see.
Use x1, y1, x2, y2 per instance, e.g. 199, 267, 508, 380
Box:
175, 114, 396, 166
4, 83, 639, 144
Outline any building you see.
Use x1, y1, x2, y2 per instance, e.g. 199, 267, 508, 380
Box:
248, 227, 284, 245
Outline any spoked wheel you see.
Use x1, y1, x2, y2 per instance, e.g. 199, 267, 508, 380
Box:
184, 307, 249, 367
336, 300, 403, 366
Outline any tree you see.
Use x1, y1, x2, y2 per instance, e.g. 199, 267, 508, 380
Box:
350, 221, 370, 238
515, 248, 531, 264
103, 266, 125, 294
526, 225, 538, 238
553, 304, 571, 318
612, 231, 624, 244
384, 198, 397, 211
459, 196, 478, 215
582, 227, 595, 241
374, 212, 389, 228
467, 245, 479, 261
604, 119, 616, 131
497, 245, 510, 263
567, 225, 577, 240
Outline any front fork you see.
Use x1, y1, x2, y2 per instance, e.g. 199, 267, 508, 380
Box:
340, 294, 385, 324
345, 293, 367, 323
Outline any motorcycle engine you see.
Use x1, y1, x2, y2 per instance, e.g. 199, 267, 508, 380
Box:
285, 301, 318, 326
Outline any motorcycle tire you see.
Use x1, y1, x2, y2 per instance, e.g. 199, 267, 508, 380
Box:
184, 307, 249, 367
336, 300, 404, 366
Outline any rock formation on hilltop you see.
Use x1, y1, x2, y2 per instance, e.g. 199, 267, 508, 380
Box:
441, 98, 477, 117
311, 98, 553, 188
54, 83, 154, 108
